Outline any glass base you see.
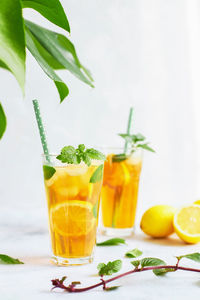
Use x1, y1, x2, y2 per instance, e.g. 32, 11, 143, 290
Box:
102, 227, 135, 237
51, 255, 93, 266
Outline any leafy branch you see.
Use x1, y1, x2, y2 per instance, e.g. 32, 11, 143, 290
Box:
0, 0, 94, 139
51, 252, 200, 293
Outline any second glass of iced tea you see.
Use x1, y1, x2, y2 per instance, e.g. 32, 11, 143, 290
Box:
101, 148, 142, 236
43, 155, 103, 266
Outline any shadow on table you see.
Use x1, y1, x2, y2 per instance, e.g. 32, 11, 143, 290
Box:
22, 256, 52, 266
126, 231, 190, 247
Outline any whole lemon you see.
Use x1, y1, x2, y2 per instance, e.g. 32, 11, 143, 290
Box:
194, 200, 200, 205
140, 205, 176, 238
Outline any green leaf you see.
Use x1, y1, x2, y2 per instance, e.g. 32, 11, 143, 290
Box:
141, 257, 166, 268
137, 143, 155, 153
0, 0, 26, 92
25, 20, 94, 87
82, 153, 91, 166
22, 0, 70, 32
177, 253, 200, 263
0, 103, 7, 139
43, 165, 56, 180
90, 165, 104, 183
97, 238, 125, 246
71, 281, 81, 285
132, 133, 146, 143
54, 81, 69, 103
0, 60, 9, 70
125, 248, 143, 258
0, 254, 24, 264
78, 144, 85, 152
105, 286, 120, 291
92, 200, 99, 218
112, 153, 127, 162
86, 149, 106, 161
97, 260, 122, 276
153, 268, 176, 276
131, 260, 141, 268
25, 27, 69, 102
60, 276, 67, 283
56, 146, 77, 164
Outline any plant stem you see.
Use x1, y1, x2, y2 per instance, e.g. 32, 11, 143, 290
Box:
52, 264, 200, 293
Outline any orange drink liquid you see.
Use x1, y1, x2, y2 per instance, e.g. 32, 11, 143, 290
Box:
43, 157, 103, 266
101, 149, 142, 236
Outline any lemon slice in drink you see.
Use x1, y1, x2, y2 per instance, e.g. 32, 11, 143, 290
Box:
173, 205, 200, 244
51, 201, 96, 237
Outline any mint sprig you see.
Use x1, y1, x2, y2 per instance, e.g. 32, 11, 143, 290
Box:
56, 144, 105, 166
118, 133, 155, 153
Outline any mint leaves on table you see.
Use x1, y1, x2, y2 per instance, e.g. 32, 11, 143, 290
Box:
0, 254, 24, 264
125, 248, 143, 258
56, 144, 105, 166
118, 133, 155, 153
51, 251, 200, 293
43, 165, 56, 180
97, 238, 126, 246
97, 260, 122, 276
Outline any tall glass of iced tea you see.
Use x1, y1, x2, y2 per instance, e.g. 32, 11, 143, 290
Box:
101, 148, 142, 236
43, 155, 103, 266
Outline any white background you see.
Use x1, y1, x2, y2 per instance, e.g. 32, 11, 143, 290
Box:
1, 0, 200, 227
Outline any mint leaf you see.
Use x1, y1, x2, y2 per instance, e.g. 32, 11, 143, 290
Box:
0, 254, 24, 264
78, 144, 85, 152
86, 148, 106, 161
90, 165, 104, 183
105, 286, 120, 291
125, 248, 143, 258
112, 153, 127, 162
93, 200, 99, 218
60, 276, 67, 283
43, 165, 56, 180
153, 268, 176, 276
82, 153, 91, 166
177, 253, 200, 263
131, 260, 141, 268
141, 257, 166, 268
97, 260, 122, 276
57, 146, 77, 163
137, 143, 155, 153
97, 238, 125, 246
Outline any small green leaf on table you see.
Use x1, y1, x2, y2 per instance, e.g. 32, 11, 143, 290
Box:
90, 165, 104, 183
105, 286, 120, 291
0, 103, 7, 139
125, 248, 143, 258
97, 238, 125, 246
0, 254, 24, 264
97, 260, 122, 276
43, 165, 56, 180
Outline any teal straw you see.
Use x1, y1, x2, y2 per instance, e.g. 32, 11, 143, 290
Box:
32, 99, 51, 163
124, 107, 134, 153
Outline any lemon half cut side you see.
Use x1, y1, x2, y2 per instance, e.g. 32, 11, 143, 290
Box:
173, 205, 200, 244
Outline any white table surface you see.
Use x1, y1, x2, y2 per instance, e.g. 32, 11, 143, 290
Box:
1, 208, 200, 300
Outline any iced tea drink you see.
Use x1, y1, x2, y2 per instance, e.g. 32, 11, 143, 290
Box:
101, 148, 142, 236
43, 155, 103, 266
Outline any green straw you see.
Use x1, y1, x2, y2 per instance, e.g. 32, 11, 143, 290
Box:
32, 99, 51, 163
124, 107, 134, 153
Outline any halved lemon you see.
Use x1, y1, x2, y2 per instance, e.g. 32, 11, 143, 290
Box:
173, 205, 200, 244
50, 201, 96, 237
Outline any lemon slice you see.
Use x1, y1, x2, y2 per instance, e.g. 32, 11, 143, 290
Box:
173, 205, 200, 244
50, 200, 96, 237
